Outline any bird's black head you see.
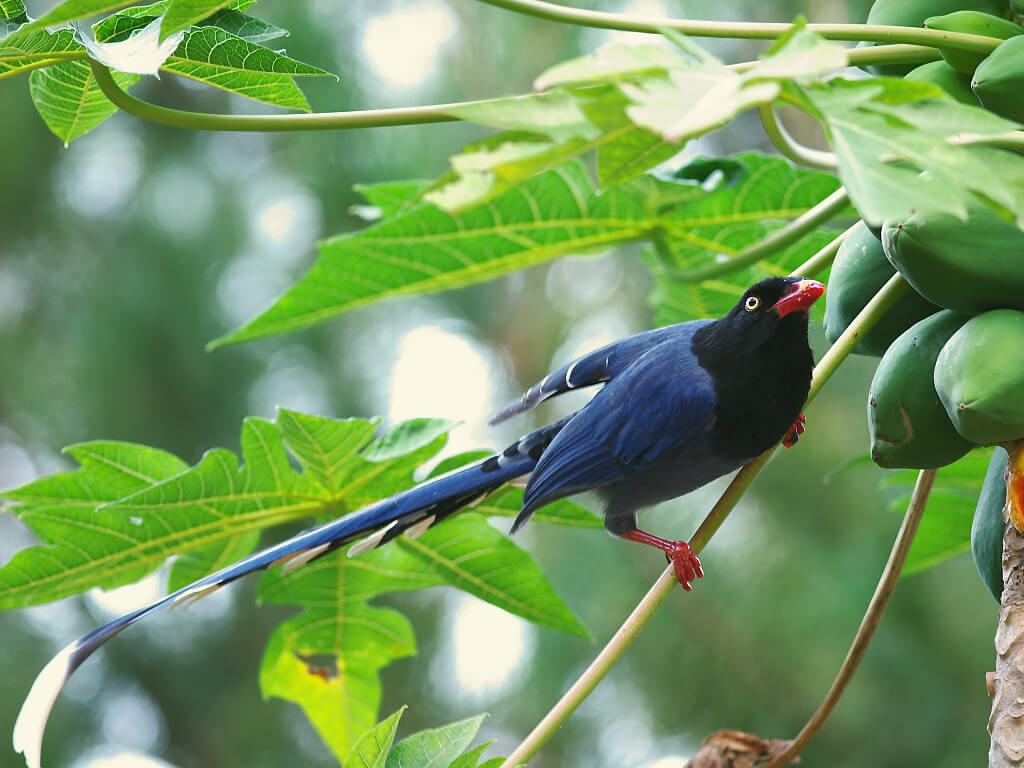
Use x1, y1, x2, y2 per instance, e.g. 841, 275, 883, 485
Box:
694, 276, 825, 461
723, 276, 825, 335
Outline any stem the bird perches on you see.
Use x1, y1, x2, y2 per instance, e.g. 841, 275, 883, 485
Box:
988, 439, 1024, 767
497, 274, 911, 768
762, 468, 936, 768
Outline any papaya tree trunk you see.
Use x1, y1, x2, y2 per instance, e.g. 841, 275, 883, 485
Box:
988, 440, 1024, 767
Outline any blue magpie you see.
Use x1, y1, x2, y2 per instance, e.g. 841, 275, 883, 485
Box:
14, 275, 824, 768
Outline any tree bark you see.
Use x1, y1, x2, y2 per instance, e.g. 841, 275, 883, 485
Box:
989, 440, 1024, 767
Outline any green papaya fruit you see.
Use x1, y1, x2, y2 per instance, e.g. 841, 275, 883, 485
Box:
935, 310, 1024, 443
824, 222, 940, 356
862, 0, 1008, 75
973, 35, 1024, 122
869, 310, 975, 468
925, 11, 1023, 74
904, 60, 981, 104
881, 202, 1024, 314
973, 446, 1008, 602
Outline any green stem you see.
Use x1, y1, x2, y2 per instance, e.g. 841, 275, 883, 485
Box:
791, 223, 854, 278
497, 272, 911, 768
89, 59, 474, 132
948, 130, 1024, 154
661, 187, 850, 284
475, 0, 1005, 52
762, 468, 936, 768
86, 42, 935, 134
758, 104, 837, 171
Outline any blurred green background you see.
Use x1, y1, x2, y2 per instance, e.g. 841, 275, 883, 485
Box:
0, 1, 998, 767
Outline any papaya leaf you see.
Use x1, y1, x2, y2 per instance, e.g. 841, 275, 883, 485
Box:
213, 152, 841, 348
0, 0, 25, 20
9, 0, 136, 37
884, 448, 995, 575
619, 26, 846, 144
351, 180, 431, 222
29, 59, 138, 144
92, 1, 286, 45
795, 78, 1024, 226
91, 17, 333, 111
345, 707, 407, 768
208, 161, 654, 347
258, 546, 436, 762
644, 152, 843, 323
397, 513, 590, 638
160, 0, 234, 39
0, 27, 83, 80
385, 714, 488, 768
0, 442, 189, 609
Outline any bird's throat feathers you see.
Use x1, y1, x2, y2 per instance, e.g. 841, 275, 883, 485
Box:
692, 310, 814, 461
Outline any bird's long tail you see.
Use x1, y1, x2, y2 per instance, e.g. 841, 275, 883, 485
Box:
14, 416, 570, 768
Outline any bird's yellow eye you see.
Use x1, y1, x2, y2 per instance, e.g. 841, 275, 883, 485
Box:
745, 296, 760, 311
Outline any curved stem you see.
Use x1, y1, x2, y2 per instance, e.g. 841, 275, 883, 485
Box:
762, 468, 936, 768
948, 130, 1024, 154
475, 0, 1005, 52
790, 223, 854, 278
497, 273, 911, 768
662, 187, 850, 283
758, 104, 837, 171
89, 59, 476, 132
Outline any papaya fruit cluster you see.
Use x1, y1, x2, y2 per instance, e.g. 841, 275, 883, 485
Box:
829, 0, 1024, 600
824, 0, 1024, 475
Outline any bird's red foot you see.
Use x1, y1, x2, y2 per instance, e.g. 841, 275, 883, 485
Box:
782, 412, 806, 447
621, 529, 704, 590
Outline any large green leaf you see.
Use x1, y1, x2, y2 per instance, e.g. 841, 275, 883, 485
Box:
1, 410, 589, 756
258, 545, 436, 761
209, 161, 652, 347
645, 153, 842, 323
0, 28, 83, 80
797, 78, 1024, 226
213, 154, 842, 347
0, 442, 189, 609
29, 60, 138, 144
885, 449, 995, 575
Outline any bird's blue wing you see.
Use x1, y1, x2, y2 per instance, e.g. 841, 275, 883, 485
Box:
490, 324, 694, 425
516, 337, 717, 529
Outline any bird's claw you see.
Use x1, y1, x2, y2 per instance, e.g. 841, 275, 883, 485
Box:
782, 413, 806, 448
664, 540, 703, 591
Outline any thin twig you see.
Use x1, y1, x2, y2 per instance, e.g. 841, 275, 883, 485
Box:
762, 468, 937, 768
497, 274, 911, 768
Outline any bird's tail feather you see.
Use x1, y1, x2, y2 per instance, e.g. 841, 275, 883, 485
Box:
14, 417, 571, 768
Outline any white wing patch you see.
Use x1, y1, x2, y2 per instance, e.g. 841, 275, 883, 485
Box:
347, 520, 399, 558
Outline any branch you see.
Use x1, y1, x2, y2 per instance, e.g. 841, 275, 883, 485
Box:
659, 187, 850, 283
497, 272, 911, 768
758, 105, 838, 171
88, 59, 470, 132
790, 223, 855, 278
761, 468, 937, 768
474, 0, 1005, 52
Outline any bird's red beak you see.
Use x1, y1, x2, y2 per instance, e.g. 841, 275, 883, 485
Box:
773, 279, 825, 317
